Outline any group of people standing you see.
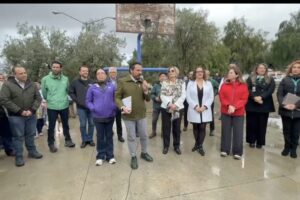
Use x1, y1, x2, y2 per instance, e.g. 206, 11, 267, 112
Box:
1, 59, 300, 169
148, 60, 300, 161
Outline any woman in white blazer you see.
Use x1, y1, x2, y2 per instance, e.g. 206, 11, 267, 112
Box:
186, 66, 214, 156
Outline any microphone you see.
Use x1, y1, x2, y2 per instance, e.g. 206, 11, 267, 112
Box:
139, 75, 144, 82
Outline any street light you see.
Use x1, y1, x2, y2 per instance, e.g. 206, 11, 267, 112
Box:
52, 11, 115, 26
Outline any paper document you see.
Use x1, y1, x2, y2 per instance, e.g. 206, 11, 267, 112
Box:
282, 93, 300, 105
122, 96, 132, 109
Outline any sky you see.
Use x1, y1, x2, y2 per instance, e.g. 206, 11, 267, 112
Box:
0, 3, 299, 68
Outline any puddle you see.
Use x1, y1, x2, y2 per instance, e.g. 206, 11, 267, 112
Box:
268, 117, 282, 129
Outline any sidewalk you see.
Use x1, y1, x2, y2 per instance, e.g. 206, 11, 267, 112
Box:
0, 114, 300, 200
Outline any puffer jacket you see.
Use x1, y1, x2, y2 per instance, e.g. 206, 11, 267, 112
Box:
219, 80, 249, 116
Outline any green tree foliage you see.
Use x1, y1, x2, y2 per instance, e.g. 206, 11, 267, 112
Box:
1, 22, 126, 81
65, 23, 125, 79
269, 10, 300, 69
128, 8, 230, 77
175, 8, 220, 74
223, 18, 269, 73
2, 23, 50, 81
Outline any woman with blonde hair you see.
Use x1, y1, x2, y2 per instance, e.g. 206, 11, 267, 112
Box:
245, 63, 275, 149
277, 60, 300, 158
219, 65, 249, 160
186, 66, 214, 156
160, 66, 186, 155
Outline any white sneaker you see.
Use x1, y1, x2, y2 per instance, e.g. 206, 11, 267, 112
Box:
95, 159, 103, 166
220, 152, 228, 157
108, 158, 116, 164
233, 155, 242, 160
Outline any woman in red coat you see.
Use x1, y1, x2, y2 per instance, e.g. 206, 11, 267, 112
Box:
219, 65, 249, 160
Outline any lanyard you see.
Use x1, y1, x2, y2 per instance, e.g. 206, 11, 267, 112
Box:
291, 78, 300, 93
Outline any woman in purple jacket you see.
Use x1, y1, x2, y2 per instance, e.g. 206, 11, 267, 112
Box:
86, 69, 117, 166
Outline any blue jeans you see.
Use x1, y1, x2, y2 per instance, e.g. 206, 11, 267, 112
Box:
8, 115, 38, 157
47, 108, 72, 146
94, 119, 114, 160
77, 108, 94, 143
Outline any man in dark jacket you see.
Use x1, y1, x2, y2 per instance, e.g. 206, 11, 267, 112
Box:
0, 73, 15, 156
149, 72, 167, 138
69, 64, 95, 148
108, 66, 125, 142
0, 65, 43, 167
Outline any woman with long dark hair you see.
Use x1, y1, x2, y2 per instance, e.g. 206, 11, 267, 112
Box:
246, 63, 275, 149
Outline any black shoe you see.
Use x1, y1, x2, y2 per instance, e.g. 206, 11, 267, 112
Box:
28, 151, 43, 159
49, 145, 58, 153
209, 130, 214, 136
89, 141, 96, 146
183, 127, 187, 132
256, 144, 262, 149
249, 143, 255, 148
192, 145, 199, 152
162, 147, 168, 154
15, 156, 25, 167
81, 142, 87, 148
65, 140, 75, 148
290, 150, 297, 158
198, 148, 205, 156
174, 147, 181, 155
118, 136, 125, 143
281, 148, 290, 156
140, 152, 153, 162
131, 156, 138, 169
149, 133, 156, 139
5, 150, 16, 157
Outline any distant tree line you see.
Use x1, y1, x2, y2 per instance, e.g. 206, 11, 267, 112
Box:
1, 8, 300, 81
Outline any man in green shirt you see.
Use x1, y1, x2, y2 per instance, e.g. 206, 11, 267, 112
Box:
41, 61, 75, 153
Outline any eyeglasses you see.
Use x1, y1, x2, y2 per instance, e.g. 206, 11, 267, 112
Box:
109, 71, 116, 74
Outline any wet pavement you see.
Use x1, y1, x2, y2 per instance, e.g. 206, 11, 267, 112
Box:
0, 110, 300, 200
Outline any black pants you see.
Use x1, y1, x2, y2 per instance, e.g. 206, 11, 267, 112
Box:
0, 116, 14, 153
192, 123, 207, 147
183, 101, 189, 128
36, 118, 45, 134
246, 111, 269, 146
161, 109, 180, 149
115, 108, 122, 137
281, 116, 300, 151
209, 102, 215, 131
47, 108, 72, 146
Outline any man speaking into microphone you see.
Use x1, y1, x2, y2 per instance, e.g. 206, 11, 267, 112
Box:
115, 62, 154, 170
